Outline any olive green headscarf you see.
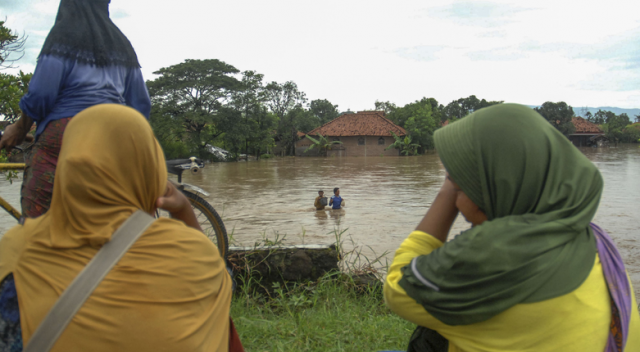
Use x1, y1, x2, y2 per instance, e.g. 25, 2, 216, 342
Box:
399, 104, 601, 325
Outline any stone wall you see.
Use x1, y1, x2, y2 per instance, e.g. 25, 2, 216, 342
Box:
296, 136, 400, 157
228, 244, 340, 291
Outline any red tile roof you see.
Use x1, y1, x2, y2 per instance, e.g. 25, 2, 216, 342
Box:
307, 111, 407, 137
572, 117, 603, 134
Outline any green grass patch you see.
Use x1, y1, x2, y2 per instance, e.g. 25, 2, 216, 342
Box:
231, 274, 413, 352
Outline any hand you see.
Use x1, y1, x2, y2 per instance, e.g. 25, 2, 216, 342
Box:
0, 123, 28, 153
156, 182, 190, 215
156, 182, 203, 231
439, 175, 458, 201
414, 174, 460, 242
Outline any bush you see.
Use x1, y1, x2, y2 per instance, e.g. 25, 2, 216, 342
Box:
622, 124, 640, 143
158, 140, 190, 160
260, 153, 274, 159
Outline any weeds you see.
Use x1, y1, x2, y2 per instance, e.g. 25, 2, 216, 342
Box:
0, 150, 21, 184
229, 228, 409, 351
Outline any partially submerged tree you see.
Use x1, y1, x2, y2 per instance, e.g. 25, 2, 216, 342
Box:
304, 133, 342, 156
385, 131, 419, 156
442, 95, 502, 122
309, 99, 339, 125
534, 102, 576, 136
147, 59, 243, 157
264, 81, 307, 155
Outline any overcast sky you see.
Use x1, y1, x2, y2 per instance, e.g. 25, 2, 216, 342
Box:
2, 0, 639, 110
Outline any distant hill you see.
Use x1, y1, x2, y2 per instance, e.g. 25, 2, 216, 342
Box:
525, 105, 640, 118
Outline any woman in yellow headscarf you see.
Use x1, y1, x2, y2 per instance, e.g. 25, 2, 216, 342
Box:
0, 105, 234, 351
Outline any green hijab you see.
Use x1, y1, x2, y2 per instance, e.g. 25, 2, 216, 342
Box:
399, 104, 601, 325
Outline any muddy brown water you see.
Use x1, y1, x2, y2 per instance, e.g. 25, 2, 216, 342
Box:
1, 145, 638, 298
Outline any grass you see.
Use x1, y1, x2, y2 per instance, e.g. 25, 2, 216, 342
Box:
229, 228, 412, 352
231, 273, 413, 352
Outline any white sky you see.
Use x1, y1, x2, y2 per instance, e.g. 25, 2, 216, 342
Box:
2, 0, 639, 110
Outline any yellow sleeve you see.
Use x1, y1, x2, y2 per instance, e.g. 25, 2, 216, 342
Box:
0, 225, 28, 280
383, 230, 449, 329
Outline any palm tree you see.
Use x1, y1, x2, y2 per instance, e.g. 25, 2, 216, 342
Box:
385, 131, 419, 156
304, 134, 343, 156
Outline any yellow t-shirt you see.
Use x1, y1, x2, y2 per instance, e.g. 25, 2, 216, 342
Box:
384, 231, 640, 352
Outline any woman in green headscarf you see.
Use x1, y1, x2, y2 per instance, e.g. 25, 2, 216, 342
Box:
384, 104, 640, 352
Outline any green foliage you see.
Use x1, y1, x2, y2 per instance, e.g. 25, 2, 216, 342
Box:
147, 59, 243, 158
387, 98, 438, 151
264, 81, 309, 156
0, 21, 27, 69
231, 274, 413, 352
600, 112, 633, 142
260, 153, 274, 159
0, 71, 31, 122
386, 131, 420, 156
442, 95, 502, 122
304, 134, 342, 157
0, 150, 19, 183
228, 71, 278, 157
534, 101, 576, 136
374, 100, 398, 115
590, 109, 615, 125
309, 99, 339, 125
621, 123, 640, 143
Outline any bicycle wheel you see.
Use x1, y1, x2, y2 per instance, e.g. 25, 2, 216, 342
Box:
156, 191, 229, 259
182, 191, 228, 259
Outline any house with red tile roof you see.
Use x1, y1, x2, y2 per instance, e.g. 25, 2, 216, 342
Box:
569, 117, 606, 147
296, 111, 407, 157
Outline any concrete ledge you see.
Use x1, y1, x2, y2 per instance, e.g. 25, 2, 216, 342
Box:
228, 244, 340, 290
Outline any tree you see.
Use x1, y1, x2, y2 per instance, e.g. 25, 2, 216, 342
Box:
0, 21, 27, 69
228, 71, 278, 158
442, 95, 503, 122
309, 99, 339, 125
385, 131, 419, 156
147, 59, 243, 158
584, 111, 593, 122
387, 98, 439, 151
534, 102, 576, 136
592, 110, 614, 125
635, 114, 640, 123
0, 71, 31, 122
264, 81, 307, 155
602, 112, 631, 142
304, 133, 342, 156
374, 100, 397, 115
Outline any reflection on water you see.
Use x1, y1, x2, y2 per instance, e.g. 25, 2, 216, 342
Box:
1, 145, 638, 297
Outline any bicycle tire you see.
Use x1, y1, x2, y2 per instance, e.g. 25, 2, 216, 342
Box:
182, 190, 229, 259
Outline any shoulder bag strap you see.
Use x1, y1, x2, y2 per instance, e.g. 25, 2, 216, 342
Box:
24, 210, 155, 352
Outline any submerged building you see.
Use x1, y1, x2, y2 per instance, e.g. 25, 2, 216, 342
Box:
569, 117, 607, 147
295, 111, 407, 157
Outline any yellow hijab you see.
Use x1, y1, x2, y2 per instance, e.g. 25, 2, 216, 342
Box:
0, 105, 231, 351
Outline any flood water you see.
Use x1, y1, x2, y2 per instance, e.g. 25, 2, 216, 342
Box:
1, 144, 639, 298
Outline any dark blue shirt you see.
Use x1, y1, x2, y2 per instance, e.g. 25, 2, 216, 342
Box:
19, 55, 151, 138
331, 195, 343, 209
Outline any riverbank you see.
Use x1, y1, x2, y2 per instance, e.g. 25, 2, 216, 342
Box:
231, 273, 412, 352
228, 232, 413, 351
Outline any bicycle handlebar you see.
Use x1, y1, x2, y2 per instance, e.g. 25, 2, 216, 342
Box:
166, 157, 205, 178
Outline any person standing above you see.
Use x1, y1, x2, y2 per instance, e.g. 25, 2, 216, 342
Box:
314, 190, 327, 210
0, 0, 151, 218
329, 187, 345, 209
